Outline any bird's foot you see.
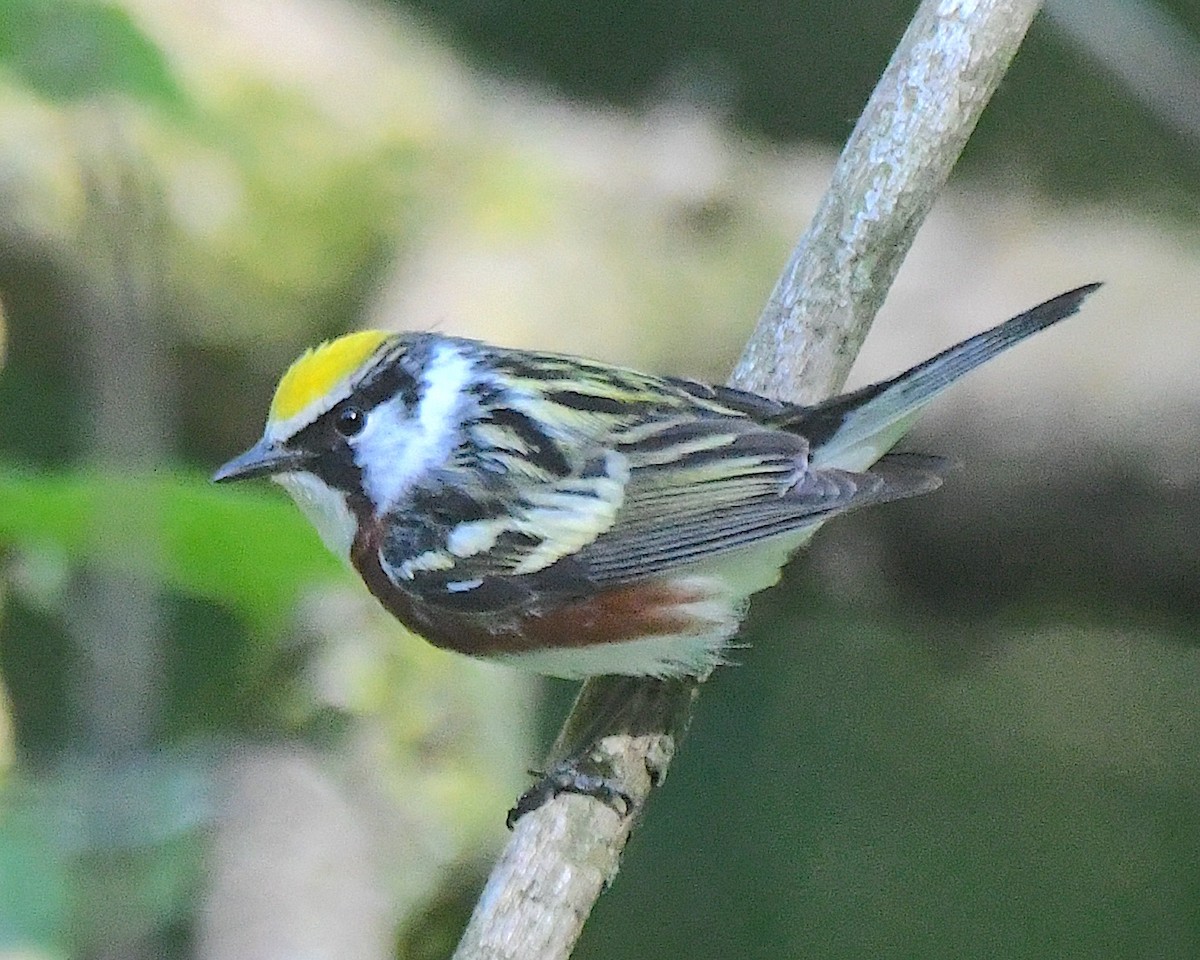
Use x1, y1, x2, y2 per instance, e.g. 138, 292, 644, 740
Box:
506, 757, 634, 829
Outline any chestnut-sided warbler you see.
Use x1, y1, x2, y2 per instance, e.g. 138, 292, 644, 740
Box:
215, 286, 1097, 679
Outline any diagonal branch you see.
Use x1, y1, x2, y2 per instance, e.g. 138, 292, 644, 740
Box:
452, 1, 1044, 957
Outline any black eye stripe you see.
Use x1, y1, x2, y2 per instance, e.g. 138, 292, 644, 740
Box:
279, 400, 365, 492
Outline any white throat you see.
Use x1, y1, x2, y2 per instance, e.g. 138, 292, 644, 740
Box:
275, 471, 357, 558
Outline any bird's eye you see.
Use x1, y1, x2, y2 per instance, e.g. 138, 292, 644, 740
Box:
334, 405, 366, 438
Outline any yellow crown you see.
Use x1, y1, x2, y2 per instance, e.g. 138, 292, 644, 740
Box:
269, 330, 390, 425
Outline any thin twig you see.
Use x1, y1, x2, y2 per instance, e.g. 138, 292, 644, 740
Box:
452, 2, 1044, 957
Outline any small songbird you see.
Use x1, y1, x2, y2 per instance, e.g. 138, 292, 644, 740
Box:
215, 285, 1098, 680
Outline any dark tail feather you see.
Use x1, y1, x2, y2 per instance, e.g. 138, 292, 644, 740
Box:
796, 284, 1101, 469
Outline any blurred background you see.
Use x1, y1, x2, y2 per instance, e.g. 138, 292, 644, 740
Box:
0, 0, 1198, 957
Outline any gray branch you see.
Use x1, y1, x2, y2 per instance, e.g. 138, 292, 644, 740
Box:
452, 1, 1044, 957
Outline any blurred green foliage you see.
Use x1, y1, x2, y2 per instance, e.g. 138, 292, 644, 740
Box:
0, 1, 529, 944
396, 0, 1200, 208
0, 749, 209, 955
0, 467, 342, 951
0, 0, 186, 109
0, 470, 343, 630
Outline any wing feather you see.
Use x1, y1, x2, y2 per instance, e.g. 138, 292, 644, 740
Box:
383, 408, 945, 614
577, 435, 947, 583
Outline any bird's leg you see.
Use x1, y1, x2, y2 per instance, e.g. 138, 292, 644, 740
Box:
506, 675, 699, 827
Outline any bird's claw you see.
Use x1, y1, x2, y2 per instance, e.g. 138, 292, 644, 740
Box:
506, 760, 634, 828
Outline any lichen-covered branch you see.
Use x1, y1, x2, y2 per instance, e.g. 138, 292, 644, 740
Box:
451, 2, 1045, 958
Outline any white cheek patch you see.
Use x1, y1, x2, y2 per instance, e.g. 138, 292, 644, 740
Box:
355, 342, 474, 513
274, 472, 357, 559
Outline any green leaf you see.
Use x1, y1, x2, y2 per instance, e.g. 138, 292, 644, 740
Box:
0, 788, 67, 954
0, 467, 345, 630
0, 0, 188, 110
0, 752, 211, 953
